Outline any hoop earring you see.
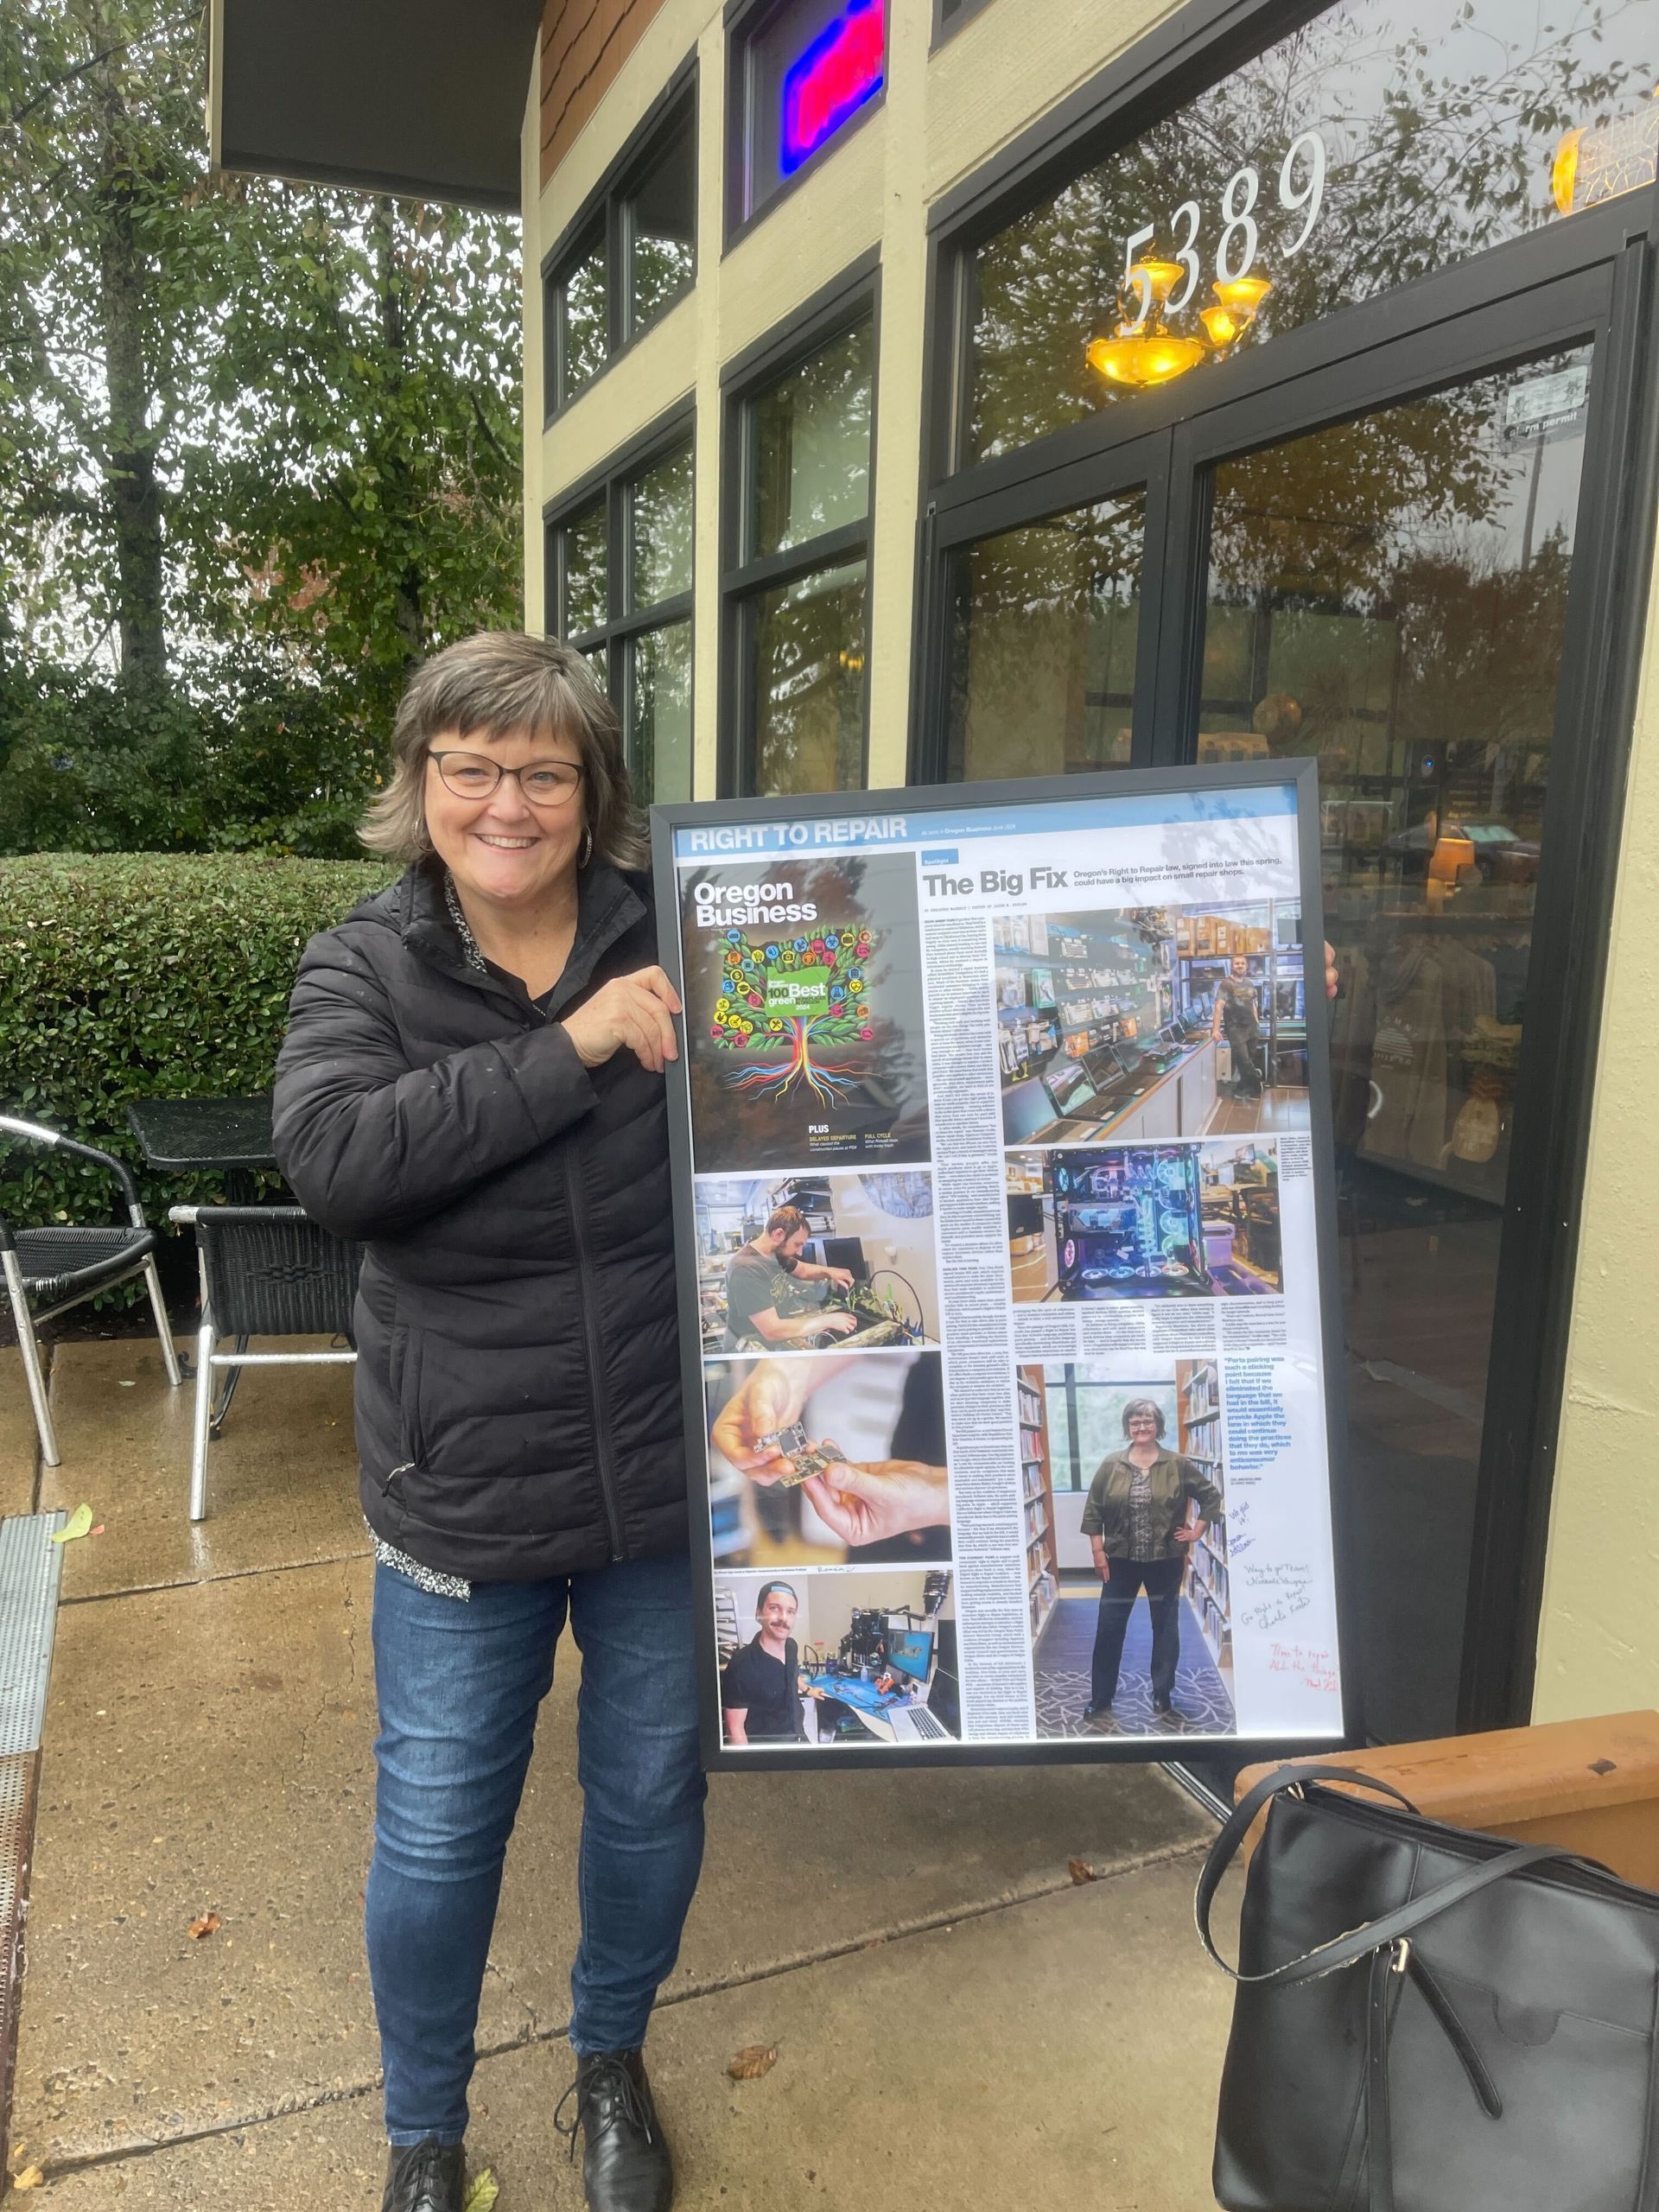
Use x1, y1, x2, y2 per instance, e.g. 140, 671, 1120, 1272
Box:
579, 824, 594, 868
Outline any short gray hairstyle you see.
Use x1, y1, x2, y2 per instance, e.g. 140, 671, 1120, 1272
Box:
1121, 1396, 1166, 1440
359, 631, 649, 871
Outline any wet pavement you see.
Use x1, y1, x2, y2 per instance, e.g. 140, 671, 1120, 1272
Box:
2, 1338, 1231, 2208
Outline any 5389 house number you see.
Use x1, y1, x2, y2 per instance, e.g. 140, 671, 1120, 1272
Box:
1120, 129, 1330, 330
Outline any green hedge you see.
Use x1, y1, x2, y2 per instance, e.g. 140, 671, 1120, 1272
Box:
0, 852, 393, 1246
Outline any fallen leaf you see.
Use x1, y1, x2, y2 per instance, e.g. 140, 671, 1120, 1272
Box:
50, 1504, 92, 1544
188, 1912, 222, 1940
461, 2172, 499, 2212
89, 1527, 105, 1537
1068, 1857, 1096, 1885
727, 2044, 778, 2081
11, 2166, 43, 2190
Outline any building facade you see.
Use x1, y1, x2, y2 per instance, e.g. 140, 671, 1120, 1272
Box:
521, 0, 1659, 1751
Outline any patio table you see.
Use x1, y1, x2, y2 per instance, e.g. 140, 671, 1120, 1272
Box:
125, 1095, 276, 1184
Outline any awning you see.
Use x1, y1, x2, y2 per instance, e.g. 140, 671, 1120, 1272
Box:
208, 0, 543, 213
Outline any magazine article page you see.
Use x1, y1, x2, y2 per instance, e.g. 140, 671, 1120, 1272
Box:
670, 784, 1344, 1753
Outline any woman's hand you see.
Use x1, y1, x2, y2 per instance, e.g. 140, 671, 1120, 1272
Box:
1091, 1541, 1110, 1584
1325, 940, 1339, 1001
563, 967, 682, 1074
1173, 1520, 1204, 1546
802, 1460, 950, 1546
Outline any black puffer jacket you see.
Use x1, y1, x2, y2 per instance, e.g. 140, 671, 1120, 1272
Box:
271, 857, 687, 1580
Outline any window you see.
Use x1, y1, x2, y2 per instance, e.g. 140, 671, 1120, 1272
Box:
723, 282, 875, 796
961, 0, 1658, 465
728, 0, 886, 234
543, 73, 696, 417
1040, 1367, 1176, 1491
547, 422, 695, 804
932, 0, 995, 42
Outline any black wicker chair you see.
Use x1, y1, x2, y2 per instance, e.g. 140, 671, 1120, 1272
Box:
170, 1205, 363, 1522
0, 1115, 181, 1466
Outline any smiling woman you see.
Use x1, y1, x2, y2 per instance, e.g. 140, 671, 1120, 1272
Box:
270, 629, 698, 2212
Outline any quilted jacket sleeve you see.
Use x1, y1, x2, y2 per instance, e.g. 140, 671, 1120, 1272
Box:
272, 926, 596, 1241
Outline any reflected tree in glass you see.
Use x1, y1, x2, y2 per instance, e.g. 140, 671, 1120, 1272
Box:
752, 561, 867, 795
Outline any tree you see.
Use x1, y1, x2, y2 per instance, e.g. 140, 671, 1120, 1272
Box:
0, 0, 521, 706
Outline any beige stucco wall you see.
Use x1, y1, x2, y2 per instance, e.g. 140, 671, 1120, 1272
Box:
1531, 534, 1659, 1722
519, 0, 1657, 1726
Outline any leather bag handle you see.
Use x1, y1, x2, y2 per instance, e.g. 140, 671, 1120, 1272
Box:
1195, 1761, 1590, 1987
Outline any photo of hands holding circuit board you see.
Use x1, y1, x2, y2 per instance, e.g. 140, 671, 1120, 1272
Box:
705, 1351, 954, 1568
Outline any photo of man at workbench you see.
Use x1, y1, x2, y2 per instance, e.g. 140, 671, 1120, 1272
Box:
695, 1170, 941, 1352
717, 1571, 960, 1749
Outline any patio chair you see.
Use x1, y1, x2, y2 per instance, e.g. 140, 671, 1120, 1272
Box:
169, 1205, 362, 1522
0, 1114, 182, 1466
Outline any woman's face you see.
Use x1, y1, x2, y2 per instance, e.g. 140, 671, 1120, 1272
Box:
1126, 1409, 1160, 1448
423, 723, 587, 914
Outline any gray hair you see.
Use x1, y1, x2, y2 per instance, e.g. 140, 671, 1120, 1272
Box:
359, 631, 650, 871
1121, 1396, 1167, 1440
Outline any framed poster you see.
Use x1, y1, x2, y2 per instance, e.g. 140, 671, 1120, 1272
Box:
653, 763, 1353, 1769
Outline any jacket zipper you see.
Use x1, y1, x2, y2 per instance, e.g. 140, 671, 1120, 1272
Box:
562, 1141, 627, 1561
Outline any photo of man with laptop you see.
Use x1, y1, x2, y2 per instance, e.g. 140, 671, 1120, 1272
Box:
715, 1571, 960, 1749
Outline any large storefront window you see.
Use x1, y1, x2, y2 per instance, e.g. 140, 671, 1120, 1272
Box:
946, 491, 1145, 780
1197, 346, 1591, 1734
965, 3, 1656, 464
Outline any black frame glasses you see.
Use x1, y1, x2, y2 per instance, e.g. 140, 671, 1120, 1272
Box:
428, 751, 586, 806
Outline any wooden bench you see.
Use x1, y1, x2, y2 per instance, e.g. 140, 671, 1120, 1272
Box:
1236, 1710, 1659, 1886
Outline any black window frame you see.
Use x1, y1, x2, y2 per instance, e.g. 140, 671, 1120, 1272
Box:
541, 57, 699, 425
723, 0, 888, 248
909, 0, 1659, 1742
543, 401, 697, 802
718, 247, 881, 797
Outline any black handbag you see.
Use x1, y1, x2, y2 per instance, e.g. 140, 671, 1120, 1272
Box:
1197, 1761, 1659, 2212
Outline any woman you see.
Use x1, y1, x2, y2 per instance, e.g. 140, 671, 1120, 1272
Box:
1079, 1398, 1223, 1731
272, 632, 693, 2212
1211, 953, 1266, 1098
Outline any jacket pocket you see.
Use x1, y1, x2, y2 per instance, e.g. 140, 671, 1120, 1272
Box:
388, 1320, 429, 1471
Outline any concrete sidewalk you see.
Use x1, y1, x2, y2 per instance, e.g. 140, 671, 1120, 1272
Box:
2, 1338, 1232, 2209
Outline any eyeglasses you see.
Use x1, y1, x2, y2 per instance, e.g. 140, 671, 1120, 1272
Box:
429, 750, 584, 806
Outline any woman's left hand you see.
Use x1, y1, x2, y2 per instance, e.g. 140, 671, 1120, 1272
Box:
1325, 940, 1338, 1000
1173, 1522, 1203, 1545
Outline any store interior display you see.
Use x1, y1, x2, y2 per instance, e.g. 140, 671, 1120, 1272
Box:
997, 900, 1310, 1147
1007, 1141, 1283, 1301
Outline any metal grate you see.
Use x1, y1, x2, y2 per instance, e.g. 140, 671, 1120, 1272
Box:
0, 1514, 67, 1758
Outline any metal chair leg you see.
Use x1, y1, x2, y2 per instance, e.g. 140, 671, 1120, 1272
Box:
188, 1317, 215, 1522
3, 1249, 59, 1468
142, 1256, 182, 1387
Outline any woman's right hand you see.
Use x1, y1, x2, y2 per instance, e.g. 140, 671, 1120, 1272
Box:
563, 967, 682, 1074
1092, 1544, 1110, 1584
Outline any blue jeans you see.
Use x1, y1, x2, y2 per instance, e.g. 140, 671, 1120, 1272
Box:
366, 1554, 707, 2146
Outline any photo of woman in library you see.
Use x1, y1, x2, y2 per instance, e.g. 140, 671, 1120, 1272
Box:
1018, 1361, 1234, 1738
995, 900, 1309, 1151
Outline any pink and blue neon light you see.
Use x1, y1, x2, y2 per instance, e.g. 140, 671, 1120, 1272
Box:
779, 0, 885, 175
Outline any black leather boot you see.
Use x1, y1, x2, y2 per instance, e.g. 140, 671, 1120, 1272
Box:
382, 2139, 467, 2212
557, 2048, 674, 2212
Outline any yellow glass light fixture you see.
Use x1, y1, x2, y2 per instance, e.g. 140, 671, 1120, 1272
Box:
1553, 86, 1659, 215
1087, 324, 1206, 386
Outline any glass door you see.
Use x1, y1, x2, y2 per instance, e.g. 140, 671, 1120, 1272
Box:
1188, 340, 1600, 1739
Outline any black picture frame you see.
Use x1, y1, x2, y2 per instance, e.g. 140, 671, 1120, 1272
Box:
652, 757, 1356, 1772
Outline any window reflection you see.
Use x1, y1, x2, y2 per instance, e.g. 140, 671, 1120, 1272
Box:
627, 112, 696, 334
630, 446, 694, 613
752, 322, 873, 559
561, 499, 608, 639
627, 619, 692, 805
947, 492, 1145, 780
751, 560, 868, 796
1199, 345, 1592, 1737
967, 3, 1656, 462
561, 234, 608, 403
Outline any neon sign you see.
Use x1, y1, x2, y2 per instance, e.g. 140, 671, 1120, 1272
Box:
780, 0, 885, 175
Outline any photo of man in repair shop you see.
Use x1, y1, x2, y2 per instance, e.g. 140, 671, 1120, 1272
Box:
721, 1207, 859, 1350
719, 1582, 806, 1745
